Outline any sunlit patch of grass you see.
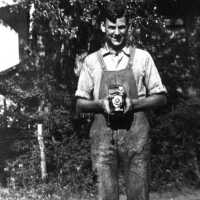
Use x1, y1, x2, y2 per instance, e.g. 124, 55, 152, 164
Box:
1, 184, 200, 200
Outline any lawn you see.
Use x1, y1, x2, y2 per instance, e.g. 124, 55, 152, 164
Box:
0, 187, 200, 200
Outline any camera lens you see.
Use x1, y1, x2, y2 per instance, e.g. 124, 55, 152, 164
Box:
112, 95, 122, 107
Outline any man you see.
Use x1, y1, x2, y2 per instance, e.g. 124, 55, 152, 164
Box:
75, 1, 167, 200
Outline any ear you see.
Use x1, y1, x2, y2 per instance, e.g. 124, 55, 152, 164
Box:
100, 22, 106, 33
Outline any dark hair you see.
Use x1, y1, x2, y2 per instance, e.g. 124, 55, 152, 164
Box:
102, 0, 128, 23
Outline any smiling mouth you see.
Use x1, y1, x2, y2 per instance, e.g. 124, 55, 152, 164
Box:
112, 38, 123, 43
112, 36, 121, 40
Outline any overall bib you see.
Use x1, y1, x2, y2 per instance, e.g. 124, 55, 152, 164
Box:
90, 47, 150, 200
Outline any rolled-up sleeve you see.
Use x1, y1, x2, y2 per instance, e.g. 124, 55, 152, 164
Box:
75, 61, 94, 99
144, 53, 167, 95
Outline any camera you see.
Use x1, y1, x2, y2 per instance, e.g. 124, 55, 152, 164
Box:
108, 85, 126, 114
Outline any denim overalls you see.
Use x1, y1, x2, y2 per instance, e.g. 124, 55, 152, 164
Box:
90, 47, 150, 200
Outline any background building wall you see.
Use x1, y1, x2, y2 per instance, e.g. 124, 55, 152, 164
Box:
0, 1, 29, 72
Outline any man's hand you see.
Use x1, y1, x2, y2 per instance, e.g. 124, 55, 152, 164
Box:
124, 97, 133, 114
101, 98, 111, 114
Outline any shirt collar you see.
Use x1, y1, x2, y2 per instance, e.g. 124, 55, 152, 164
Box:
101, 43, 130, 57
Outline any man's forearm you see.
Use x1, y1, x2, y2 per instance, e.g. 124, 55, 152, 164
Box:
131, 94, 167, 112
76, 98, 103, 114
76, 94, 167, 115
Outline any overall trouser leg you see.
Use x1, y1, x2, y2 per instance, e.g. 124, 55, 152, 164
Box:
124, 149, 150, 200
96, 154, 119, 200
90, 117, 119, 200
117, 112, 150, 200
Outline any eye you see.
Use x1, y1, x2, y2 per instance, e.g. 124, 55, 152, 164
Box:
108, 25, 116, 30
118, 25, 126, 30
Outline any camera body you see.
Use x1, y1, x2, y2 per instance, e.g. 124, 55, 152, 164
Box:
108, 85, 126, 114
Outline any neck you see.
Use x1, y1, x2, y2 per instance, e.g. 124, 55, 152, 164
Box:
106, 41, 126, 55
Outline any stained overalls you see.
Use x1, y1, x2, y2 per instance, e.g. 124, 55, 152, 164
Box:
90, 47, 150, 200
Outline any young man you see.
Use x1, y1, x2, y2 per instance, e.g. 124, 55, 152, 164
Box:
75, 1, 167, 200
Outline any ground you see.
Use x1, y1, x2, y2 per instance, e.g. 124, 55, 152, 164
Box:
1, 187, 200, 200
150, 189, 200, 200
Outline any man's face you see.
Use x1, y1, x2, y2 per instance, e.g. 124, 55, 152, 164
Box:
103, 16, 128, 49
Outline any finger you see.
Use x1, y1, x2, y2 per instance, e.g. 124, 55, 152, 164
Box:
124, 104, 130, 113
104, 99, 111, 114
101, 99, 109, 114
124, 98, 132, 113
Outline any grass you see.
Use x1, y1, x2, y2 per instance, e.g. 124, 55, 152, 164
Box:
0, 185, 200, 200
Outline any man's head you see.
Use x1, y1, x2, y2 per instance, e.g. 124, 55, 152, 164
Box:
101, 0, 128, 23
101, 1, 129, 50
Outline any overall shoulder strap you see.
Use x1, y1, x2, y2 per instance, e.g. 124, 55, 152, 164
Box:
128, 46, 136, 69
96, 49, 107, 71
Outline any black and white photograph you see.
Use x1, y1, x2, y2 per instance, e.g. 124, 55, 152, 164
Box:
0, 0, 200, 199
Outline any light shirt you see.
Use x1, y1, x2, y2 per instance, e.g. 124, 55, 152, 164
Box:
75, 45, 167, 100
